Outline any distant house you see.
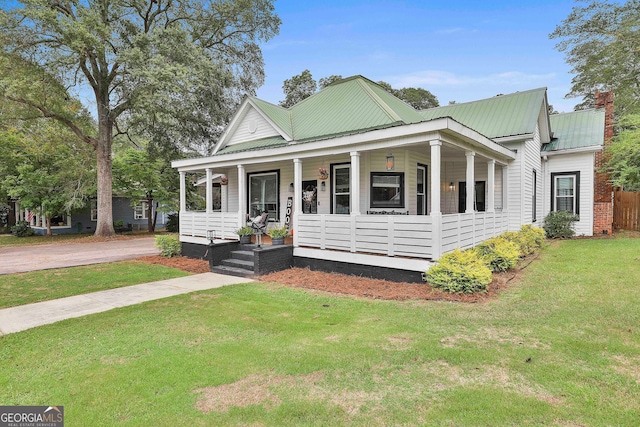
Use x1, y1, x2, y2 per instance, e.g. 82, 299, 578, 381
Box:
171, 75, 610, 281
10, 197, 168, 235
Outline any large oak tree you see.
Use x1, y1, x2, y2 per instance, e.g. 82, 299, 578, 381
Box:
0, 0, 280, 236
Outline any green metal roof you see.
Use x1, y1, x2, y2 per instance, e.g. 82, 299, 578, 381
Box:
418, 88, 548, 139
217, 136, 288, 154
543, 109, 604, 152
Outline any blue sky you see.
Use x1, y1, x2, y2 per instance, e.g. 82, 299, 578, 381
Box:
257, 0, 579, 112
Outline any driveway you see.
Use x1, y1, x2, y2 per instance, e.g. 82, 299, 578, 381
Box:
0, 237, 160, 275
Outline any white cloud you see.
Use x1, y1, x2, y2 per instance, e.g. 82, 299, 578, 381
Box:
387, 70, 557, 89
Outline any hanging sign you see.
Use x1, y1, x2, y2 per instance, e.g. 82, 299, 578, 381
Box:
285, 196, 293, 232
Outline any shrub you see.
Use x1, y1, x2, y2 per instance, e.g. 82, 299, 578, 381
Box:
519, 224, 546, 254
543, 211, 579, 239
425, 249, 493, 294
166, 213, 179, 232
155, 235, 181, 258
476, 237, 520, 272
10, 220, 35, 237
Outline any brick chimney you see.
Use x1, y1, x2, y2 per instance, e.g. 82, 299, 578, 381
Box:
593, 90, 614, 234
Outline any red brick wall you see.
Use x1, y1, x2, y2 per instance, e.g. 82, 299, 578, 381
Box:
593, 91, 614, 234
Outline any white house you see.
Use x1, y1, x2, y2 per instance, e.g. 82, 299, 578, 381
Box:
171, 76, 606, 281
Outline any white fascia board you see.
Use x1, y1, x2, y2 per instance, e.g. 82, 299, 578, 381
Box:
173, 118, 515, 171
542, 145, 602, 157
494, 134, 533, 144
246, 98, 293, 142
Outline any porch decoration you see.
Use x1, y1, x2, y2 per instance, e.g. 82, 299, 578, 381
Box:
318, 167, 328, 180
235, 226, 253, 244
267, 225, 289, 245
386, 152, 395, 171
220, 175, 228, 185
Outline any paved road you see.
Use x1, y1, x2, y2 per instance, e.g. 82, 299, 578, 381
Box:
0, 237, 160, 275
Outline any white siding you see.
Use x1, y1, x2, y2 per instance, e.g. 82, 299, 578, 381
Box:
544, 152, 595, 236
503, 141, 524, 231
439, 158, 504, 214
523, 125, 544, 225
227, 107, 281, 146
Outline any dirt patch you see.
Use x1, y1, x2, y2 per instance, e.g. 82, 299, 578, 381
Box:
193, 372, 323, 413
136, 255, 210, 274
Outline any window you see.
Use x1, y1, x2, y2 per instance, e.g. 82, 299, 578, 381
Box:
551, 171, 580, 214
332, 164, 350, 214
90, 199, 98, 222
212, 183, 221, 211
134, 201, 149, 220
458, 181, 486, 212
417, 165, 427, 215
371, 172, 404, 208
50, 214, 68, 226
248, 171, 279, 219
532, 169, 537, 222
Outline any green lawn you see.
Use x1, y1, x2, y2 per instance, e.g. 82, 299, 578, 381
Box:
0, 261, 189, 308
1, 237, 639, 426
0, 232, 158, 247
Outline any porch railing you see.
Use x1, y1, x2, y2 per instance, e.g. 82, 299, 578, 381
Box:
180, 211, 241, 240
441, 211, 509, 254
297, 214, 434, 259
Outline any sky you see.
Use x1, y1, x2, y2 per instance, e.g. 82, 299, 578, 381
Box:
256, 0, 580, 112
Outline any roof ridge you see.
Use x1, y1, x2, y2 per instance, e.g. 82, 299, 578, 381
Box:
421, 87, 548, 112
356, 78, 404, 123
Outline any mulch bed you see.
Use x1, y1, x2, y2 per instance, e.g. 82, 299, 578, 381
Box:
137, 253, 539, 303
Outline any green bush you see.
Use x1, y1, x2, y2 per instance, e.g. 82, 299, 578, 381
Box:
425, 249, 493, 294
476, 237, 520, 272
166, 213, 179, 232
543, 211, 579, 239
155, 235, 182, 258
10, 220, 35, 237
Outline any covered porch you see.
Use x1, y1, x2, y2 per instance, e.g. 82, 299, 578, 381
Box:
173, 118, 516, 267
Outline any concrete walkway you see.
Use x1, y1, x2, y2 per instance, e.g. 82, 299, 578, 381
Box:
0, 273, 255, 335
0, 237, 160, 275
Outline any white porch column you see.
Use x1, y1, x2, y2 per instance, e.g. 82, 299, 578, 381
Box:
487, 160, 496, 213
205, 168, 213, 213
350, 151, 361, 215
502, 165, 509, 213
221, 182, 228, 212
465, 151, 476, 213
15, 201, 21, 221
237, 164, 246, 228
293, 158, 302, 247
430, 140, 442, 259
179, 171, 186, 212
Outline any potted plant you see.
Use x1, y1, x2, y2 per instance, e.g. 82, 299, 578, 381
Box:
235, 225, 253, 244
267, 225, 289, 245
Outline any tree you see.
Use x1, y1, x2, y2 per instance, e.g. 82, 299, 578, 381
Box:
605, 114, 640, 191
318, 75, 343, 89
0, 1, 280, 236
0, 122, 96, 235
279, 70, 317, 108
377, 81, 439, 109
550, 1, 640, 114
112, 146, 176, 233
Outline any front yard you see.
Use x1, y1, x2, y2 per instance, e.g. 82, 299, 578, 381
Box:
1, 236, 639, 426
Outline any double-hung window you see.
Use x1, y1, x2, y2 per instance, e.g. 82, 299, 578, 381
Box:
551, 171, 580, 214
248, 171, 279, 219
134, 201, 149, 220
370, 172, 404, 208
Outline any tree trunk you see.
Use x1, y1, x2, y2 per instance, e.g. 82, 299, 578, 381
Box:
94, 108, 115, 237
46, 217, 51, 236
147, 196, 154, 233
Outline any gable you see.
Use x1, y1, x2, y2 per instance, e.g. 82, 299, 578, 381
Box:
226, 105, 282, 147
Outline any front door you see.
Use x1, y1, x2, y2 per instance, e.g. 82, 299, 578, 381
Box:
302, 180, 318, 214
458, 181, 486, 212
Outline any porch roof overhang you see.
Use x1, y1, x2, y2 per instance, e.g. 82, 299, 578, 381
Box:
172, 117, 516, 172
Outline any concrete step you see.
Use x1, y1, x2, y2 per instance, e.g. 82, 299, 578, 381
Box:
211, 265, 257, 279
230, 250, 255, 262
221, 258, 255, 270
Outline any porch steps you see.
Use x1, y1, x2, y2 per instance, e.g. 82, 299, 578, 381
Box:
212, 247, 257, 278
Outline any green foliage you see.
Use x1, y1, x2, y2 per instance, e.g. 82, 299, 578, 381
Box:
267, 225, 289, 239
113, 219, 125, 228
519, 224, 546, 251
550, 1, 640, 114
425, 249, 493, 294
235, 226, 254, 236
543, 211, 580, 238
165, 213, 179, 233
377, 81, 440, 109
155, 235, 182, 258
280, 69, 317, 108
476, 237, 520, 272
10, 220, 34, 237
605, 113, 640, 190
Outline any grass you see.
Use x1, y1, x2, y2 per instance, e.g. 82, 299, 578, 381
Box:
0, 261, 189, 308
1, 236, 639, 426
0, 231, 159, 247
